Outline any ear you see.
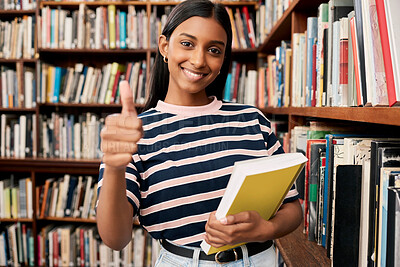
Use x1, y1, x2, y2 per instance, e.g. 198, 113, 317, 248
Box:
158, 35, 169, 58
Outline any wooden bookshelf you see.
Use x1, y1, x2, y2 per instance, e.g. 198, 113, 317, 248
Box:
275, 223, 330, 267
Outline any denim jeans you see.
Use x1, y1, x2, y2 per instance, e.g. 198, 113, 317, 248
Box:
154, 243, 277, 267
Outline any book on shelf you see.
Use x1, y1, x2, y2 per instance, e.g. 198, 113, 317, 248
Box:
331, 165, 362, 266
200, 152, 308, 255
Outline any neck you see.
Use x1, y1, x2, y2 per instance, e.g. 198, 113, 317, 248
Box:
164, 91, 212, 106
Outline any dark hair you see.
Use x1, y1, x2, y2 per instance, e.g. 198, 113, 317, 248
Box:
144, 0, 232, 111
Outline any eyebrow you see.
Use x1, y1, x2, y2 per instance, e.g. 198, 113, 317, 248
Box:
179, 33, 226, 46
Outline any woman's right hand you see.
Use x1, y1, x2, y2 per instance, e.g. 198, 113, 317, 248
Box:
100, 80, 143, 169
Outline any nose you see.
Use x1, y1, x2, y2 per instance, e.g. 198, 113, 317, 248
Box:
190, 48, 206, 68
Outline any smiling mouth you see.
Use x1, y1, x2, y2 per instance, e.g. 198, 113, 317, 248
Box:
182, 67, 208, 80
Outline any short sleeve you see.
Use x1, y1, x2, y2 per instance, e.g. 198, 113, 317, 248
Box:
256, 110, 299, 203
97, 159, 141, 215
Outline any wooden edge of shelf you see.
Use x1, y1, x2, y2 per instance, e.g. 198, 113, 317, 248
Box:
38, 216, 96, 223
0, 218, 34, 223
260, 106, 400, 126
0, 157, 101, 170
275, 223, 330, 267
38, 48, 149, 54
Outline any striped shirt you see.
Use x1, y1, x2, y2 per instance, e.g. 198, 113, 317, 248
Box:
98, 97, 298, 247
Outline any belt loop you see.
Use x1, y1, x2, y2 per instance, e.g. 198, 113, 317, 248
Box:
192, 248, 201, 267
240, 244, 250, 267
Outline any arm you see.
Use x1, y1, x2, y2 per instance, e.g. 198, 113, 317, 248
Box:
96, 166, 134, 250
204, 199, 303, 248
96, 81, 143, 250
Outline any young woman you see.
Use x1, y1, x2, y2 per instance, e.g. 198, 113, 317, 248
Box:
97, 0, 303, 266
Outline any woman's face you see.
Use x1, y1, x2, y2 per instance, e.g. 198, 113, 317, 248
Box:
159, 16, 227, 104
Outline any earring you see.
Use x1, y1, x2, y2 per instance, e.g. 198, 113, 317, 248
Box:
163, 56, 168, 63
218, 71, 221, 75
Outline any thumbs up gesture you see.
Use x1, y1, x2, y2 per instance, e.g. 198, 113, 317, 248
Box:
100, 81, 143, 169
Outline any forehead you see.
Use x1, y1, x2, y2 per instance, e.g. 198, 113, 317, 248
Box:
171, 16, 227, 44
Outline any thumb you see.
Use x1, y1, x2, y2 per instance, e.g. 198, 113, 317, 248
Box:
120, 80, 137, 116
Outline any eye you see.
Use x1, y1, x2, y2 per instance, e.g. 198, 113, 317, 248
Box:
209, 47, 222, 55
181, 41, 193, 47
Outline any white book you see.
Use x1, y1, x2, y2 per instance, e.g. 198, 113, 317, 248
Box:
133, 228, 145, 267
64, 17, 73, 50
26, 179, 32, 219
16, 21, 24, 59
27, 16, 33, 57
6, 125, 11, 157
73, 122, 81, 159
77, 4, 86, 49
80, 66, 94, 104
14, 123, 20, 158
1, 114, 6, 156
95, 7, 102, 49
331, 21, 340, 107
24, 69, 33, 108
361, 0, 375, 107
19, 115, 26, 158
1, 70, 7, 107
41, 7, 47, 48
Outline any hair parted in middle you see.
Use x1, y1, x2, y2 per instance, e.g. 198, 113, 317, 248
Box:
144, 0, 233, 111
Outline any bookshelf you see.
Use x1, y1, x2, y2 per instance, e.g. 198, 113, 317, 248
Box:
2, 0, 400, 265
258, 0, 400, 266
0, 0, 261, 266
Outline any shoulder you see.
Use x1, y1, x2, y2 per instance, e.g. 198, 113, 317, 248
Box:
220, 101, 269, 120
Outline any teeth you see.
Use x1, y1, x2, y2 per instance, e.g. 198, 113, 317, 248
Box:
183, 68, 204, 78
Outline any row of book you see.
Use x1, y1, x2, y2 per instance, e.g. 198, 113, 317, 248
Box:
37, 226, 158, 267
0, 16, 36, 59
0, 0, 36, 11
37, 174, 98, 220
0, 177, 33, 219
0, 222, 160, 267
0, 65, 36, 109
290, 0, 399, 107
229, 0, 400, 108
222, 61, 257, 105
258, 0, 291, 43
0, 114, 36, 159
39, 5, 148, 50
0, 223, 34, 266
288, 121, 400, 266
226, 6, 257, 49
38, 112, 103, 159
39, 60, 148, 105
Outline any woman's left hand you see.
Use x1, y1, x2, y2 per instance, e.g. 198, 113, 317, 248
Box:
204, 210, 272, 248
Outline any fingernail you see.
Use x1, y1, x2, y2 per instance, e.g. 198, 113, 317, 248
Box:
219, 217, 227, 224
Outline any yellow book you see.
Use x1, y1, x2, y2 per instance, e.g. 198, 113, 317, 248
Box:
108, 5, 116, 49
200, 152, 307, 255
104, 62, 119, 104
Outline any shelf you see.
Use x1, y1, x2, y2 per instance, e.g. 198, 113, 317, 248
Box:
0, 218, 34, 223
40, 1, 148, 8
0, 58, 37, 63
0, 107, 36, 113
38, 48, 148, 54
260, 106, 400, 126
38, 216, 96, 224
0, 158, 101, 173
275, 223, 330, 266
0, 9, 36, 15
